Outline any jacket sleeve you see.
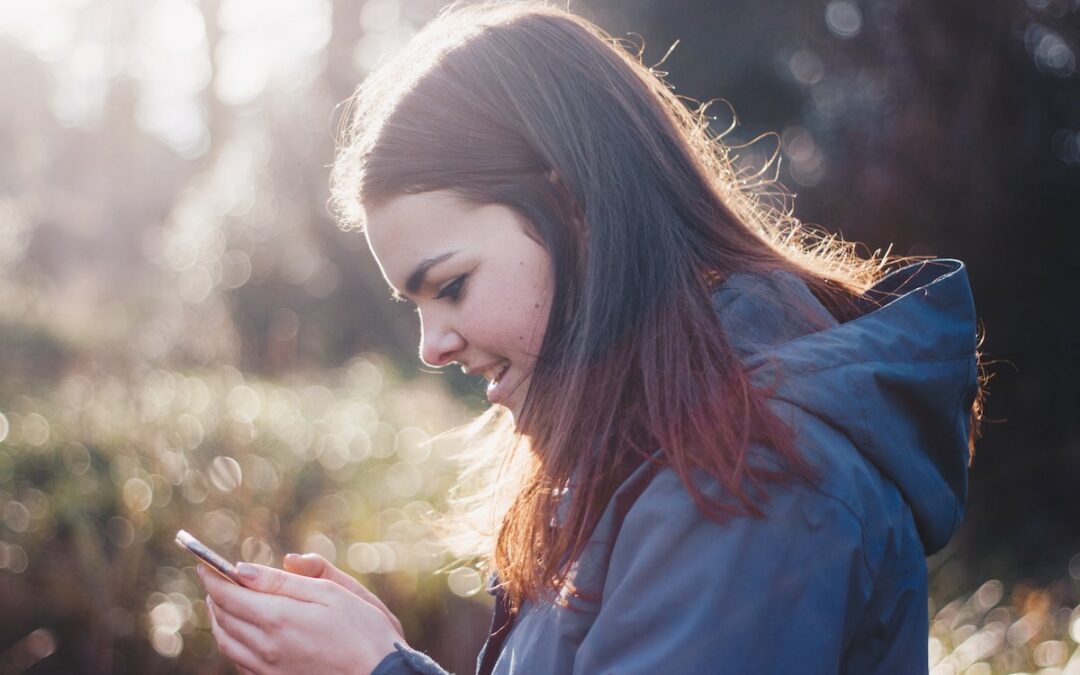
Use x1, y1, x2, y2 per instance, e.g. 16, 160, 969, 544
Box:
572, 470, 873, 674
370, 643, 451, 675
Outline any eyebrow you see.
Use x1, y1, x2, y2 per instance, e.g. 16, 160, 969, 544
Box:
398, 250, 459, 299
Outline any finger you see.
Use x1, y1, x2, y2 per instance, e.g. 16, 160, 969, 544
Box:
207, 594, 263, 673
283, 553, 369, 596
208, 595, 287, 670
282, 552, 323, 576
284, 553, 404, 638
200, 564, 298, 628
199, 563, 242, 602
234, 562, 337, 605
208, 595, 263, 648
199, 563, 256, 609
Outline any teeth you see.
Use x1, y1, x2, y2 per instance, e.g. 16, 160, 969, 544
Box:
486, 363, 508, 384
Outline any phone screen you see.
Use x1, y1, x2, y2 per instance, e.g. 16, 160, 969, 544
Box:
175, 529, 242, 585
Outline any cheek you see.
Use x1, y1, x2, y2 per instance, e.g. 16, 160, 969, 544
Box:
507, 259, 552, 352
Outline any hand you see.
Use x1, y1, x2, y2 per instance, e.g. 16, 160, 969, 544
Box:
282, 553, 404, 640
199, 561, 404, 675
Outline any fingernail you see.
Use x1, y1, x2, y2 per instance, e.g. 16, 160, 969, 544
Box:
236, 563, 258, 581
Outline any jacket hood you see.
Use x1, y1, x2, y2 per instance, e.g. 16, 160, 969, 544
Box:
712, 259, 979, 555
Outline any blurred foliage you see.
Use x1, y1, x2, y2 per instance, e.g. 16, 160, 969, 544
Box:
0, 357, 492, 672
0, 0, 1077, 672
928, 579, 1080, 674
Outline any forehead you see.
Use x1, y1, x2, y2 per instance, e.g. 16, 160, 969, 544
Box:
365, 190, 472, 253
364, 191, 470, 284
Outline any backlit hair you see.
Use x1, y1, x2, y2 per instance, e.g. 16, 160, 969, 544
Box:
331, 1, 980, 610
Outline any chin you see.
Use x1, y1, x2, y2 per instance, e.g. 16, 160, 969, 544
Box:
505, 404, 521, 424
496, 379, 531, 428
500, 400, 523, 426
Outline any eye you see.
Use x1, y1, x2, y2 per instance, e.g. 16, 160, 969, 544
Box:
435, 274, 468, 302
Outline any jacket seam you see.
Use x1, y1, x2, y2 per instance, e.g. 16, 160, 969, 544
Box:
947, 354, 977, 536
738, 438, 876, 583
797, 483, 876, 584
755, 354, 973, 380
636, 464, 878, 585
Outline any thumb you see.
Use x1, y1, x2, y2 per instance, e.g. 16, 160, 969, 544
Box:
234, 562, 326, 602
283, 553, 358, 591
283, 552, 325, 577
284, 553, 404, 639
284, 553, 370, 597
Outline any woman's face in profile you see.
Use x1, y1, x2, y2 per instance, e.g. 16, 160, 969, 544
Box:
364, 190, 553, 421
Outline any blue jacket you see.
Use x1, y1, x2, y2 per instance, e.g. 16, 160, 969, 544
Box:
374, 258, 979, 674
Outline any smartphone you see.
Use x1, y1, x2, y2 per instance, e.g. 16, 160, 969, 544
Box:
175, 529, 243, 585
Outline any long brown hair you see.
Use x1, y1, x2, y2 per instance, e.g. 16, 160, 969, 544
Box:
331, 2, 972, 610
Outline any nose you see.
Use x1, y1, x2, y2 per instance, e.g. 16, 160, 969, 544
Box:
418, 312, 466, 368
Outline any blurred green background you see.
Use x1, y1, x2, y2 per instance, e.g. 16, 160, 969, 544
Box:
0, 0, 1078, 673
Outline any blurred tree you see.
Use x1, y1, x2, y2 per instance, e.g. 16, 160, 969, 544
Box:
0, 0, 1077, 672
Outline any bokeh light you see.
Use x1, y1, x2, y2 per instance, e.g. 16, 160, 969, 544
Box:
825, 0, 862, 39
0, 1, 1075, 673
447, 566, 483, 598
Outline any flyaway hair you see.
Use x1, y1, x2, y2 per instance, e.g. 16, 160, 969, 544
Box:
331, 1, 985, 611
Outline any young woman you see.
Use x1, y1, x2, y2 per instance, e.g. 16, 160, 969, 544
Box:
199, 2, 984, 673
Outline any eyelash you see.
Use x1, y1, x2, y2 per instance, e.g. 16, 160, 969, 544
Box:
435, 274, 468, 302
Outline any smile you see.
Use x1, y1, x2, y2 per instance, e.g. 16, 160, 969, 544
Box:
481, 362, 509, 383
486, 363, 512, 403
